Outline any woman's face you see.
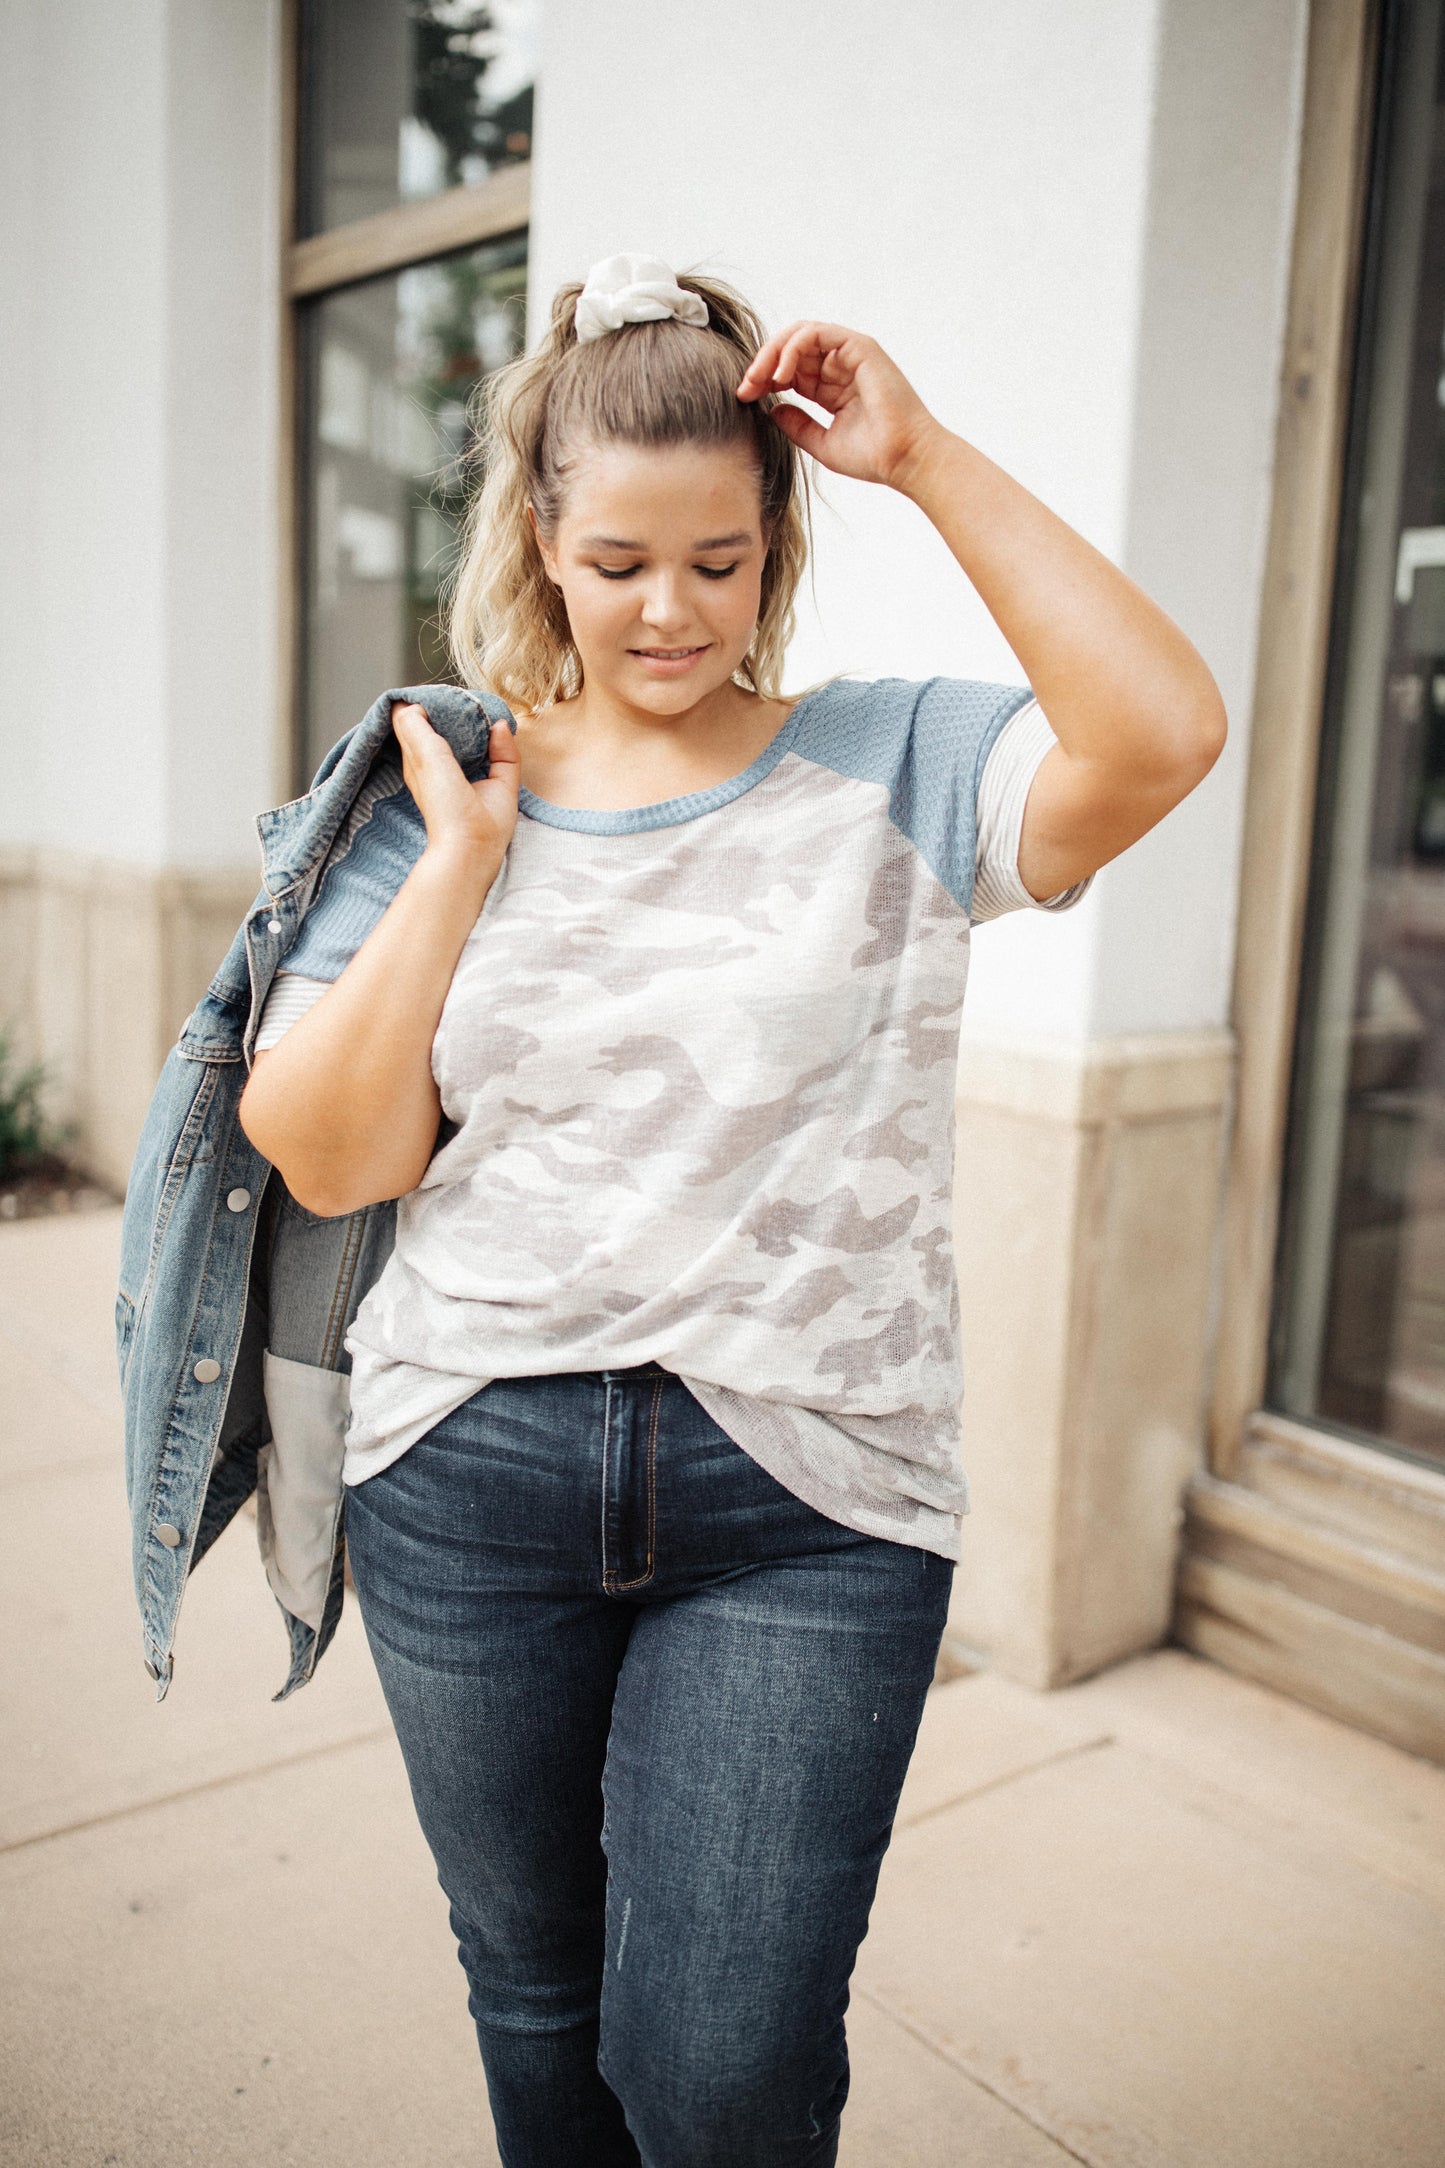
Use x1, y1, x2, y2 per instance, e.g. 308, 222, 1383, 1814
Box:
538, 439, 768, 715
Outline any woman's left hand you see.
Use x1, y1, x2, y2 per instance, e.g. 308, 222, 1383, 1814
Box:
737, 322, 938, 490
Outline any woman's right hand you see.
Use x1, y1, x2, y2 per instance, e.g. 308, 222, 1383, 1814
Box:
392, 701, 521, 872
240, 703, 522, 1214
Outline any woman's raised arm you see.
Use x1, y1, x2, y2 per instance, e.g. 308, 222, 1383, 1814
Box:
738, 323, 1227, 901
237, 704, 519, 1217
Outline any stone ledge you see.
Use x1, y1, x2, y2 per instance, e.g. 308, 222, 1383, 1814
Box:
0, 845, 259, 1190
952, 1028, 1232, 1687
956, 1025, 1236, 1126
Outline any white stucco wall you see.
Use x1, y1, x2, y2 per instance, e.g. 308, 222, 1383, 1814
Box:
0, 0, 282, 874
1093, 0, 1307, 1038
0, 2, 170, 863
160, 0, 286, 873
531, 0, 1308, 1045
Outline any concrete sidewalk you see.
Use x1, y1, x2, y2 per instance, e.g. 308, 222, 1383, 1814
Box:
3, 1208, 1443, 2167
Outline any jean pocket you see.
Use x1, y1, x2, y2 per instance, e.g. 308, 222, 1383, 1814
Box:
275, 1181, 353, 1230
265, 1186, 396, 1372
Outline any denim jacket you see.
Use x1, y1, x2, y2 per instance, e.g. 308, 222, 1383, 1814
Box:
116, 682, 507, 1700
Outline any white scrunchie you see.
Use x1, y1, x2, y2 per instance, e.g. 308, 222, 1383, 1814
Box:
574, 253, 710, 343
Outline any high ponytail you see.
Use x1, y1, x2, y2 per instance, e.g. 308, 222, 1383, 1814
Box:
444, 271, 809, 710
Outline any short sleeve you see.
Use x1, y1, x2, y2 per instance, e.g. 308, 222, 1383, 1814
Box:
971, 699, 1093, 923
253, 749, 424, 1048
278, 751, 425, 979
254, 972, 333, 1051
787, 674, 1040, 913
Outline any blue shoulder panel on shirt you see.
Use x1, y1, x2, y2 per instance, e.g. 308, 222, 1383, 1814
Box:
281, 786, 428, 983
791, 675, 1034, 913
277, 675, 1032, 978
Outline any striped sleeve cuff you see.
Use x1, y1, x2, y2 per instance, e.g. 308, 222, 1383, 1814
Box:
971, 699, 1094, 923
254, 971, 334, 1051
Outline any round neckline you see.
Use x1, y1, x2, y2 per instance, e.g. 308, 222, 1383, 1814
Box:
511, 683, 830, 835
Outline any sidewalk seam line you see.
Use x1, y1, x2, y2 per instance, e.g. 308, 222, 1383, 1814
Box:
853, 1983, 1101, 2167
1081, 1728, 1445, 1914
896, 1733, 1115, 1831
0, 1727, 394, 1856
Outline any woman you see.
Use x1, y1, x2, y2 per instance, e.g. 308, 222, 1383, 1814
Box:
238, 253, 1224, 2167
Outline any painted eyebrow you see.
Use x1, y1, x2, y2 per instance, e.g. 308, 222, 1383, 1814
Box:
578, 531, 754, 552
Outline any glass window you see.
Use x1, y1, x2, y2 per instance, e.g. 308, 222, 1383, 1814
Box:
299, 0, 537, 236
1272, 0, 1445, 1466
297, 235, 527, 779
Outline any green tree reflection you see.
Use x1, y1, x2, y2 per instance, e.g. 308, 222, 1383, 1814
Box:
409, 0, 533, 176
402, 241, 527, 681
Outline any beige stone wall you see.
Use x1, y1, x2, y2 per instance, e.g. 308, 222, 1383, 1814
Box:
951, 1029, 1235, 1688
0, 847, 257, 1195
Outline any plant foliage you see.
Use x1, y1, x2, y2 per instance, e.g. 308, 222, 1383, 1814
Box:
0, 1030, 69, 1180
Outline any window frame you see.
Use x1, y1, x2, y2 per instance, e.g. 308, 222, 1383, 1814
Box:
1208, 0, 1384, 1477
277, 0, 530, 798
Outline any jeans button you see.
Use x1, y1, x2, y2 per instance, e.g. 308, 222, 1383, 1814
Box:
193, 1357, 221, 1383
156, 1524, 182, 1549
226, 1187, 251, 1212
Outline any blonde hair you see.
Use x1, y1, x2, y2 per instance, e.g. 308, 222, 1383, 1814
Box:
445, 271, 809, 710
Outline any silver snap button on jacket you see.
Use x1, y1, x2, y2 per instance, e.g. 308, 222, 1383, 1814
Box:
266, 917, 282, 933
192, 1358, 221, 1383
226, 1188, 251, 1212
156, 1524, 182, 1549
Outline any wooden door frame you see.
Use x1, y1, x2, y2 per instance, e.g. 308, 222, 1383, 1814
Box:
1208, 0, 1384, 1476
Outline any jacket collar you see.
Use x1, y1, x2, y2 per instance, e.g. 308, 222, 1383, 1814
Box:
254, 683, 511, 899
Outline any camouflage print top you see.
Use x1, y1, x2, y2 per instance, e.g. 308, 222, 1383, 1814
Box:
256, 678, 1091, 1559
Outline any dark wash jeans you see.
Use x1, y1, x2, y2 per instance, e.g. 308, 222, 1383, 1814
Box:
344, 1363, 953, 2168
